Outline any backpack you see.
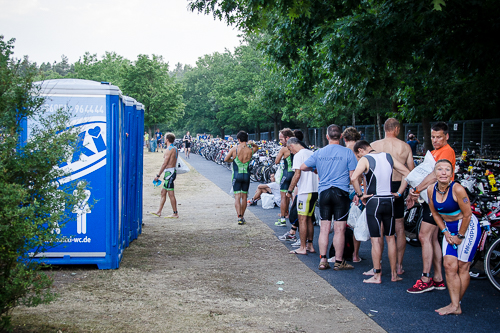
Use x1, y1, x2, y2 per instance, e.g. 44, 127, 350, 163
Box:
329, 227, 354, 261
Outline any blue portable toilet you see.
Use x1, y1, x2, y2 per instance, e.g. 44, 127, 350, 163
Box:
122, 96, 139, 247
135, 102, 145, 238
26, 79, 126, 269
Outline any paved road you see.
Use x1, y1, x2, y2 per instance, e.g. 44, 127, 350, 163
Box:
184, 153, 499, 332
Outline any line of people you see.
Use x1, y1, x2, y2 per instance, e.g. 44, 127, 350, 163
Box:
233, 120, 479, 316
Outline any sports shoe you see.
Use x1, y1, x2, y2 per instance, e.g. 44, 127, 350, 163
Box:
275, 221, 287, 227
333, 260, 354, 271
278, 231, 297, 241
247, 199, 257, 206
432, 279, 446, 290
407, 279, 435, 294
238, 218, 246, 225
291, 239, 301, 247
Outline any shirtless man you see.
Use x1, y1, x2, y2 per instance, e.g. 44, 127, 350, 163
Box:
370, 118, 415, 275
153, 133, 179, 218
275, 128, 295, 227
224, 131, 259, 225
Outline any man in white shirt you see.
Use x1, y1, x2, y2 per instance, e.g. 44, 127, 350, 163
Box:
286, 137, 319, 255
247, 174, 281, 207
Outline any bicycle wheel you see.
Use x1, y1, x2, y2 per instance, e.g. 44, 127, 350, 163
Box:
485, 237, 500, 291
404, 204, 422, 247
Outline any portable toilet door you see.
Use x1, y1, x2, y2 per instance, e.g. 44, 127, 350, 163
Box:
122, 96, 138, 246
27, 79, 125, 269
136, 103, 145, 237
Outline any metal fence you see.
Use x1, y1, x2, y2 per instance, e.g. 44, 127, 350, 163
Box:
241, 119, 500, 159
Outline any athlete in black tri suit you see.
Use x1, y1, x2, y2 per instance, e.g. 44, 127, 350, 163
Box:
351, 140, 410, 284
224, 131, 259, 225
183, 131, 192, 159
275, 128, 295, 227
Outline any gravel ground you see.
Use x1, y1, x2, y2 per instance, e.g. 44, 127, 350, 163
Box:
10, 150, 384, 333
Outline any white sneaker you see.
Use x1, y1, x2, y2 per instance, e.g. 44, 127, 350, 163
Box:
291, 239, 301, 247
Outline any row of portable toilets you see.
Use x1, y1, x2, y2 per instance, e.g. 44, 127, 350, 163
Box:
21, 79, 144, 269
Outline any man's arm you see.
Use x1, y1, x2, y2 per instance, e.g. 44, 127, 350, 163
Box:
405, 147, 415, 171
249, 141, 259, 153
300, 163, 313, 171
286, 170, 301, 198
224, 147, 235, 163
275, 147, 285, 164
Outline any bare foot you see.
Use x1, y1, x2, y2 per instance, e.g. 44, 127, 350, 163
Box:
353, 256, 362, 263
290, 249, 307, 255
435, 304, 462, 316
165, 214, 179, 218
397, 265, 405, 275
363, 269, 376, 276
391, 275, 403, 282
306, 247, 316, 253
363, 275, 381, 284
151, 212, 161, 217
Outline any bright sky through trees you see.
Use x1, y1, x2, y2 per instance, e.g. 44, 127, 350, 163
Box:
0, 0, 241, 66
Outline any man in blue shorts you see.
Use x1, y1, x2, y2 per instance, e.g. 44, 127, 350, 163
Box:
301, 124, 357, 270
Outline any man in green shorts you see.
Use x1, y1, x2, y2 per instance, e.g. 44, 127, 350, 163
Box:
224, 131, 259, 225
153, 133, 179, 218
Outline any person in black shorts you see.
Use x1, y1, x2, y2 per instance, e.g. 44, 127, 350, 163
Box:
371, 118, 415, 276
224, 131, 259, 225
352, 141, 410, 283
301, 125, 357, 270
274, 128, 295, 227
155, 129, 163, 152
183, 131, 192, 159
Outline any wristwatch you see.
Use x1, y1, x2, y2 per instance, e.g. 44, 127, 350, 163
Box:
412, 187, 420, 194
356, 193, 363, 198
287, 190, 293, 194
457, 233, 465, 240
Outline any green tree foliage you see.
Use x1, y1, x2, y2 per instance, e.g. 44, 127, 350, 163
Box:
72, 51, 131, 88
190, 0, 500, 126
0, 36, 87, 331
121, 54, 185, 131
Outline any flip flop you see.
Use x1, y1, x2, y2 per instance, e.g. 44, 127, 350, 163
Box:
151, 212, 161, 217
164, 214, 179, 219
289, 250, 307, 255
353, 257, 363, 263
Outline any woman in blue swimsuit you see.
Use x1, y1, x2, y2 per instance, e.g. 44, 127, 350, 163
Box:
427, 159, 480, 316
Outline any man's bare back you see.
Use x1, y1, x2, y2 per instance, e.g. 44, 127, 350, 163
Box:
371, 137, 414, 181
163, 146, 177, 169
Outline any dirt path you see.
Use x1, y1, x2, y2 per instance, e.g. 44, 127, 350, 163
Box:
12, 151, 384, 333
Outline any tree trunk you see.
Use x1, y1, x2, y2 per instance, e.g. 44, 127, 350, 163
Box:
321, 127, 327, 147
376, 113, 382, 140
256, 123, 261, 141
220, 128, 225, 139
274, 121, 279, 141
422, 115, 432, 153
301, 123, 310, 146
352, 110, 355, 126
269, 126, 273, 141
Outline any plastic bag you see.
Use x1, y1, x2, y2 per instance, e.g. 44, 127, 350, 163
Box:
405, 150, 436, 203
275, 164, 283, 185
354, 209, 370, 242
261, 193, 275, 209
347, 204, 362, 228
176, 157, 190, 174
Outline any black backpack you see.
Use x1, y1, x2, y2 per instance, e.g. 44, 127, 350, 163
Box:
329, 227, 354, 261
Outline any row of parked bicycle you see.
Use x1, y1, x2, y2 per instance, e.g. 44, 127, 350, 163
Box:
181, 138, 500, 291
